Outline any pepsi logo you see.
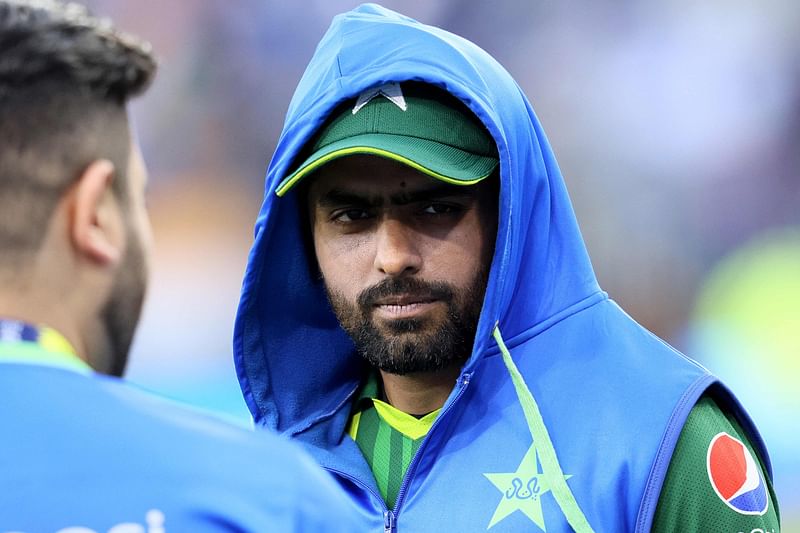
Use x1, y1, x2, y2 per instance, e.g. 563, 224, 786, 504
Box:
707, 432, 768, 515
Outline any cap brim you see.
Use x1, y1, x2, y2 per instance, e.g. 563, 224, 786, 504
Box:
275, 133, 498, 196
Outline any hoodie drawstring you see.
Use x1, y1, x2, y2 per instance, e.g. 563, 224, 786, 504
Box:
493, 326, 595, 533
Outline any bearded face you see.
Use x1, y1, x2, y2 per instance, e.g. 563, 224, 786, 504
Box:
309, 156, 497, 376
325, 268, 489, 375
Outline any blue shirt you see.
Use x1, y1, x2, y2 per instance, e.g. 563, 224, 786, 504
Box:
0, 319, 360, 532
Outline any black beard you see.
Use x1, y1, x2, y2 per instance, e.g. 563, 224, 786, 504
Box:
98, 226, 147, 377
325, 272, 488, 375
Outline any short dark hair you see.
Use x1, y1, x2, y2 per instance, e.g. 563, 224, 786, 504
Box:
0, 0, 156, 261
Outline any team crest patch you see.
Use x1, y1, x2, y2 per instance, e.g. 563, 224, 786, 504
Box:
483, 444, 573, 531
707, 432, 768, 515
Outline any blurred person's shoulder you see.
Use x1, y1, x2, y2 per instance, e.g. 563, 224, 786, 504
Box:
88, 370, 330, 476
1, 365, 360, 531
97, 376, 362, 530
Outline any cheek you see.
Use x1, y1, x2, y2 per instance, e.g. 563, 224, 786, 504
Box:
138, 208, 154, 250
313, 231, 373, 297
424, 217, 489, 281
134, 208, 154, 267
121, 200, 152, 257
426, 242, 481, 284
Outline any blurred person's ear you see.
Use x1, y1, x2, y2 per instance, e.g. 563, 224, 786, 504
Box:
69, 160, 123, 266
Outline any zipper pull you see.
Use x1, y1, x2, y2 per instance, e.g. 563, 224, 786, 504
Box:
383, 509, 396, 533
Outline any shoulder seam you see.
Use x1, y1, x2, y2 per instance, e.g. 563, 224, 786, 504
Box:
635, 373, 716, 532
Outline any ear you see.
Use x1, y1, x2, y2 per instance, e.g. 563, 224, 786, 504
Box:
70, 159, 123, 266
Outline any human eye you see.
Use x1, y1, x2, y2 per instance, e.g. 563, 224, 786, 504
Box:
331, 208, 372, 223
421, 202, 462, 215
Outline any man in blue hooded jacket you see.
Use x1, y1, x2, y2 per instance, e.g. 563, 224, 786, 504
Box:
0, 1, 359, 531
235, 4, 781, 531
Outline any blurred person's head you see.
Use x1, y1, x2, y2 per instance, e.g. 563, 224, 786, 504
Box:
0, 0, 156, 375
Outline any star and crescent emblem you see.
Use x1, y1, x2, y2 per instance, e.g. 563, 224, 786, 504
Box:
483, 444, 573, 531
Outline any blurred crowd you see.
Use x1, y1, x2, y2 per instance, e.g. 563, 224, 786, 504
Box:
85, 0, 800, 523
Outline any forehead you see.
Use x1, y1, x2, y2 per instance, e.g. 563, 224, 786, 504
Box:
307, 155, 463, 199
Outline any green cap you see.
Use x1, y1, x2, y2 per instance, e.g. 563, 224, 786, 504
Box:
275, 82, 499, 196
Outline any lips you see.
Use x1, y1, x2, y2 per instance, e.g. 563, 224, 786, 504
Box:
373, 298, 441, 320
357, 277, 455, 317
371, 292, 443, 321
373, 293, 438, 307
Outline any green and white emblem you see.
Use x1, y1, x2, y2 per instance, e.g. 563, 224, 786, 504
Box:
484, 444, 573, 531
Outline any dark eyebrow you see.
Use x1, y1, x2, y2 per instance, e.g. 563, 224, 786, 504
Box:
389, 182, 474, 205
315, 182, 475, 208
316, 189, 384, 208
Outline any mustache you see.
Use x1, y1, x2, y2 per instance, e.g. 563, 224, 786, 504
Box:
357, 277, 455, 311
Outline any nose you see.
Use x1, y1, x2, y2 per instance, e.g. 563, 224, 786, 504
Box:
373, 218, 422, 277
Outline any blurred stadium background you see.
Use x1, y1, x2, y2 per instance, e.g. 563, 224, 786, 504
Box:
85, 0, 798, 524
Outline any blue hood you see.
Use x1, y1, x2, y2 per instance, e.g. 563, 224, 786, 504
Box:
234, 3, 601, 433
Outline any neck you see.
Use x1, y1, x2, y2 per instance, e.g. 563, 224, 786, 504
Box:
379, 364, 462, 415
0, 294, 87, 363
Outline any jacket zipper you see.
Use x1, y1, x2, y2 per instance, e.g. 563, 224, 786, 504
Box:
388, 372, 472, 530
327, 372, 473, 532
383, 509, 396, 533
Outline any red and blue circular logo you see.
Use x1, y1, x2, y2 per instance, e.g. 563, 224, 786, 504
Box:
707, 432, 768, 515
